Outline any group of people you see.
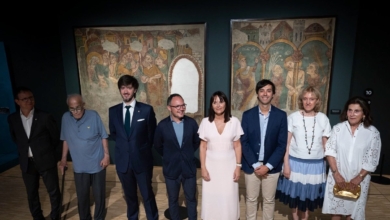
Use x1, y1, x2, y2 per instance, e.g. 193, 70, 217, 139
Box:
8, 75, 381, 220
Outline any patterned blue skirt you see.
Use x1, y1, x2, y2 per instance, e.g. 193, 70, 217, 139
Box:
275, 156, 326, 212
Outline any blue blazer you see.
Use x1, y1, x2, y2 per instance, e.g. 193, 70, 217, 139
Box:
241, 105, 287, 174
154, 116, 200, 179
109, 101, 156, 173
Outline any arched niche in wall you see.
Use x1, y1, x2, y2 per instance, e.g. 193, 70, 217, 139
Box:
169, 54, 204, 123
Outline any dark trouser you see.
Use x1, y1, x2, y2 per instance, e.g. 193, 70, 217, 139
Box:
165, 175, 197, 220
74, 169, 106, 220
22, 158, 61, 220
117, 166, 158, 220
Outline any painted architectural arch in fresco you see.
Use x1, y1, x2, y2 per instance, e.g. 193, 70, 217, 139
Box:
231, 17, 335, 120
74, 24, 205, 131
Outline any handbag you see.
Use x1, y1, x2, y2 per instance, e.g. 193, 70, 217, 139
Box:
333, 182, 361, 200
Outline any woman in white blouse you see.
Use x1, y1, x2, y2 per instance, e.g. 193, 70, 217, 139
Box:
322, 96, 381, 220
276, 86, 331, 220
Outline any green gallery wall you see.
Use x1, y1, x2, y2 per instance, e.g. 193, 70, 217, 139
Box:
1, 0, 389, 174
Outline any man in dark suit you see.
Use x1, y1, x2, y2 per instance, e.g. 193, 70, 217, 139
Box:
154, 94, 200, 220
7, 86, 61, 220
109, 75, 158, 220
241, 79, 288, 220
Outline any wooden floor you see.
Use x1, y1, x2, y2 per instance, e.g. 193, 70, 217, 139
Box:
0, 163, 389, 220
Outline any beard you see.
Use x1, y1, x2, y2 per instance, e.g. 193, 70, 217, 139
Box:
121, 94, 135, 103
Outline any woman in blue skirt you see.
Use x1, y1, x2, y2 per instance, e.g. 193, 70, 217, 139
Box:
276, 86, 331, 220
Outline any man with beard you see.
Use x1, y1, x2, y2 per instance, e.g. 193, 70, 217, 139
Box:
241, 79, 288, 220
154, 94, 200, 220
108, 75, 158, 220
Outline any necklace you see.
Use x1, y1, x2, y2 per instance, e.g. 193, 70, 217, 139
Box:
302, 111, 316, 154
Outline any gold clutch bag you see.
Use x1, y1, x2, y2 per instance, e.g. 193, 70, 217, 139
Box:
333, 182, 361, 200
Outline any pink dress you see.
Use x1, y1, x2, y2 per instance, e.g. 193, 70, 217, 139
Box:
198, 116, 244, 220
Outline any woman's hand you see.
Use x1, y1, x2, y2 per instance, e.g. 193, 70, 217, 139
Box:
233, 167, 241, 182
333, 171, 346, 188
201, 168, 210, 181
350, 175, 363, 191
283, 164, 291, 179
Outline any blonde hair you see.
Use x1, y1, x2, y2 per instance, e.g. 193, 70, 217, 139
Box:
297, 86, 322, 112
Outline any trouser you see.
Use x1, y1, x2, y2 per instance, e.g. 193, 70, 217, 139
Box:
245, 171, 279, 220
74, 169, 106, 220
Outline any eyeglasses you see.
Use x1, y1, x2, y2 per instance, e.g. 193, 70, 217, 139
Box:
18, 96, 34, 102
170, 104, 187, 109
69, 107, 83, 113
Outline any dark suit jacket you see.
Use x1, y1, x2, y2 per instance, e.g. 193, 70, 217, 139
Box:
241, 105, 287, 174
7, 109, 60, 173
154, 115, 200, 179
109, 101, 156, 173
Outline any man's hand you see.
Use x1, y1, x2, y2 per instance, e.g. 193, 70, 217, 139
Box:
254, 165, 269, 177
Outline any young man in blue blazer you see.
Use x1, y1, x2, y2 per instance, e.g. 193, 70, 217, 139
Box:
154, 93, 200, 220
109, 75, 158, 220
241, 79, 288, 220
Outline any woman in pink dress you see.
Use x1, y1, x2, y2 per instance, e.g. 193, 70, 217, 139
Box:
199, 91, 244, 220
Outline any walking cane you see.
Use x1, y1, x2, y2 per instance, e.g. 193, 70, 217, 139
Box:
60, 166, 68, 218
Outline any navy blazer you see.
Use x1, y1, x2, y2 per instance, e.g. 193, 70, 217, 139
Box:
109, 101, 156, 173
8, 109, 60, 173
241, 105, 287, 174
154, 115, 200, 179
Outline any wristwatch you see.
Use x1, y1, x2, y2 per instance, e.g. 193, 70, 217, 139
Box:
236, 163, 242, 167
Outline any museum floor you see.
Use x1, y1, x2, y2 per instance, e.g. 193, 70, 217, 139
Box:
0, 163, 389, 220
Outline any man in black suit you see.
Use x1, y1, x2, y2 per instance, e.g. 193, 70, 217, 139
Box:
7, 86, 61, 220
108, 75, 158, 220
154, 94, 200, 220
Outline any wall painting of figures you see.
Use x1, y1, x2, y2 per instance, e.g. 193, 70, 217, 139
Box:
74, 23, 206, 131
231, 17, 336, 120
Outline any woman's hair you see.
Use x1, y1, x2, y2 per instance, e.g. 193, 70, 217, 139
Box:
340, 96, 372, 127
208, 91, 231, 123
297, 86, 322, 112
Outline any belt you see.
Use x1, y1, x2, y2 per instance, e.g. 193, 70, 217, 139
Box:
259, 160, 263, 162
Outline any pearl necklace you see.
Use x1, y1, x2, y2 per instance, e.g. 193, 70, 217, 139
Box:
302, 111, 316, 154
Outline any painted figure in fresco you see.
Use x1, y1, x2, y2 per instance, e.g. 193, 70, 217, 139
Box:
130, 51, 148, 103
87, 56, 100, 84
109, 53, 119, 80
95, 50, 110, 88
306, 62, 327, 90
141, 52, 164, 107
234, 53, 258, 111
284, 56, 305, 111
270, 64, 284, 108
117, 52, 131, 76
155, 50, 169, 101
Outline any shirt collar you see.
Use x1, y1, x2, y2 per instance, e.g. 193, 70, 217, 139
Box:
258, 105, 272, 115
20, 108, 34, 119
123, 99, 136, 108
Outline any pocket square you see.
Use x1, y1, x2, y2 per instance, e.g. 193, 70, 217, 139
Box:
137, 118, 145, 122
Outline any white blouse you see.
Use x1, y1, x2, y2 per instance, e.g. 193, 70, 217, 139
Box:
288, 111, 331, 159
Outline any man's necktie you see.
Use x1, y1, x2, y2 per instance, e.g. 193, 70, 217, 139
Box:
124, 106, 131, 135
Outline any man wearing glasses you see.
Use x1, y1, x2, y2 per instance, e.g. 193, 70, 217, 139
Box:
7, 86, 62, 220
59, 94, 110, 220
109, 75, 158, 220
154, 94, 200, 220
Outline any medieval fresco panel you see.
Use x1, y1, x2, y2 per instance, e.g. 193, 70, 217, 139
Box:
231, 17, 336, 120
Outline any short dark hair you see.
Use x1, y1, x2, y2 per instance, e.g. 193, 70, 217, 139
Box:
255, 79, 275, 94
167, 93, 183, 106
117, 75, 139, 97
340, 96, 372, 127
208, 91, 231, 123
14, 86, 33, 99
